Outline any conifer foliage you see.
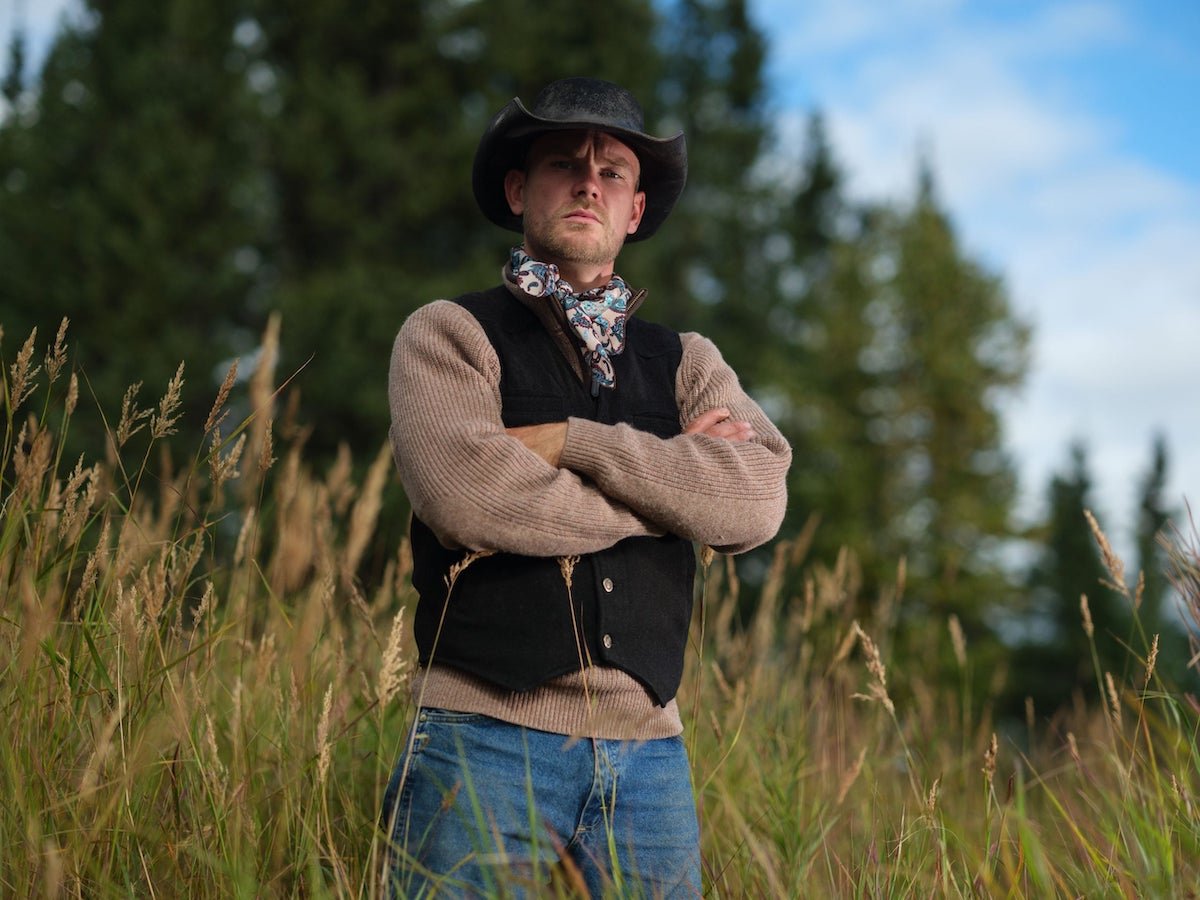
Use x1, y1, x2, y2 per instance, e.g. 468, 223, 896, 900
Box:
0, 0, 267, 455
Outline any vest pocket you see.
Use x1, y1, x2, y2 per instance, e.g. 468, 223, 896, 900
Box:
501, 393, 571, 427
627, 404, 680, 438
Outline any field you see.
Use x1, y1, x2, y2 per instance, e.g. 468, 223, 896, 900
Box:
3, 322, 1198, 897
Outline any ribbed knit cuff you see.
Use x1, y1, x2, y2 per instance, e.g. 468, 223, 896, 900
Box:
558, 416, 603, 476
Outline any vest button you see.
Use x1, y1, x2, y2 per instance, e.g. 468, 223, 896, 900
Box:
602, 577, 614, 592
603, 633, 613, 649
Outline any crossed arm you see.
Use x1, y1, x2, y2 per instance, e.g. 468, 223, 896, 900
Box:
389, 300, 791, 558
507, 406, 756, 467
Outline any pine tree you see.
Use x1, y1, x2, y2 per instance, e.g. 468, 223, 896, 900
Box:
783, 162, 1029, 638
767, 119, 895, 576
1011, 442, 1130, 715
2, 31, 24, 107
625, 0, 775, 355
881, 169, 1030, 627
1130, 433, 1195, 690
0, 0, 266, 456
1135, 433, 1172, 628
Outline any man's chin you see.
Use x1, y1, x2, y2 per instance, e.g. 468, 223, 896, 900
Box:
539, 235, 622, 267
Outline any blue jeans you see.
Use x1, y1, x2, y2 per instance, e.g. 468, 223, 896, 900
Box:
381, 710, 702, 898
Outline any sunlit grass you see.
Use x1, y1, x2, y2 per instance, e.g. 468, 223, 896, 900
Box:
2, 320, 1197, 897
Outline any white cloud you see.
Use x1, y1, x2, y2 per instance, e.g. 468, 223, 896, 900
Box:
760, 0, 964, 57
753, 0, 1200, 548
824, 64, 1105, 208
1025, 162, 1199, 231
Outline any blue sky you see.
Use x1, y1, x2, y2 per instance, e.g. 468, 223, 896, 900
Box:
10, 0, 1199, 557
751, 0, 1200, 556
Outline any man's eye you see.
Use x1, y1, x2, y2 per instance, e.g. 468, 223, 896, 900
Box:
602, 170, 624, 180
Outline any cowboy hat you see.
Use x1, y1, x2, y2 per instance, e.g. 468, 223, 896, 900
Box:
472, 77, 687, 242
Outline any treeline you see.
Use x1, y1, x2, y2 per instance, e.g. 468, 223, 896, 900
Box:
0, 0, 1183, 716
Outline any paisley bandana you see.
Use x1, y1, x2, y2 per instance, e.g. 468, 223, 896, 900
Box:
510, 247, 631, 395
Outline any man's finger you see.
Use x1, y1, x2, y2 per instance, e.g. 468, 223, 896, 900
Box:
684, 408, 756, 442
683, 407, 731, 434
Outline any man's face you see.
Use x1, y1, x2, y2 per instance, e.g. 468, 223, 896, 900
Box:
503, 130, 647, 270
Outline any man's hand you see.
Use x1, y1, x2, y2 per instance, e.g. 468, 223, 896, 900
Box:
684, 407, 756, 443
507, 422, 568, 467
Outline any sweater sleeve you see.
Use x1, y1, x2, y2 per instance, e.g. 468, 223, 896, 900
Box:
557, 332, 792, 554
388, 300, 661, 556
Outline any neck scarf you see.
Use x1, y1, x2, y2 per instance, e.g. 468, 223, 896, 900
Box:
510, 247, 631, 395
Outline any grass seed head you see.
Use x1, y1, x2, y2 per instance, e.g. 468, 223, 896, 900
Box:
150, 362, 185, 439
378, 607, 409, 707
851, 621, 895, 715
948, 614, 967, 668
45, 317, 69, 383
445, 550, 495, 590
1085, 508, 1128, 597
926, 777, 941, 816
1145, 633, 1159, 687
234, 507, 257, 566
258, 421, 276, 473
558, 555, 580, 589
317, 685, 334, 786
1067, 731, 1082, 769
65, 371, 78, 416
983, 732, 998, 784
206, 359, 238, 435
837, 747, 867, 804
115, 381, 149, 447
1104, 671, 1121, 727
8, 326, 41, 410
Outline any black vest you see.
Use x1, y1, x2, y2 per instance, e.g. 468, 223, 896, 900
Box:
409, 286, 696, 706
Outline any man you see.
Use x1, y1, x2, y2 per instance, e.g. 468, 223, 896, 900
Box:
383, 77, 790, 897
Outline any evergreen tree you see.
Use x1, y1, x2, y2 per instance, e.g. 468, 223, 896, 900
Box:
0, 0, 266, 456
779, 117, 894, 568
881, 169, 1029, 627
625, 0, 775, 361
1011, 442, 1129, 715
793, 224, 901, 584
789, 114, 843, 267
2, 31, 24, 107
783, 162, 1029, 637
1131, 433, 1194, 690
1135, 433, 1172, 628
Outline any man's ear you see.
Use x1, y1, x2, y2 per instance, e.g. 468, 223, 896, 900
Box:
626, 190, 647, 236
504, 169, 526, 216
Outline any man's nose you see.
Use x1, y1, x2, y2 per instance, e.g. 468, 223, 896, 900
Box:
573, 165, 602, 198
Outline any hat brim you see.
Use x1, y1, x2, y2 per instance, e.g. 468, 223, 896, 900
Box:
472, 98, 687, 243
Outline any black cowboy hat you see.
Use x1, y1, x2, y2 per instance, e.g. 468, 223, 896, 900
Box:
472, 77, 687, 242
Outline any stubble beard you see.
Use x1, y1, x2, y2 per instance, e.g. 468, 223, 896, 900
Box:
524, 209, 627, 270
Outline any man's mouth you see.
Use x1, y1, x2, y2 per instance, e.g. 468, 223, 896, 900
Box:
563, 207, 601, 224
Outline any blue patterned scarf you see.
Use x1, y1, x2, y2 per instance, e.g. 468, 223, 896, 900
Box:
510, 248, 631, 395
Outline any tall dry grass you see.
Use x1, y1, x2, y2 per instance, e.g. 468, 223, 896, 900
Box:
2, 320, 1198, 897
2, 320, 414, 897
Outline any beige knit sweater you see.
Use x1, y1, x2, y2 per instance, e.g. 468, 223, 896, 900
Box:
388, 273, 791, 740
